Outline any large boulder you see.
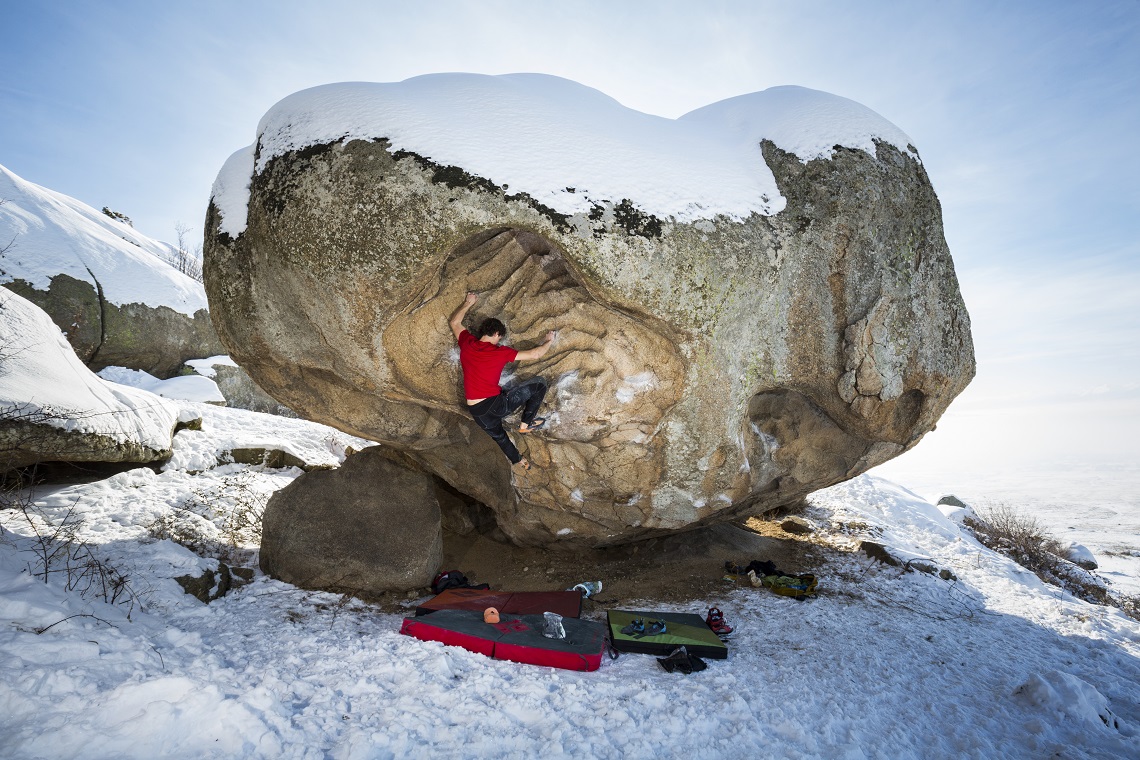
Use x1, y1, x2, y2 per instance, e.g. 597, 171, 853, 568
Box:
0, 164, 225, 378
259, 447, 442, 593
205, 75, 975, 547
0, 289, 180, 472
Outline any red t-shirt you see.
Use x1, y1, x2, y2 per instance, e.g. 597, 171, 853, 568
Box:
458, 330, 518, 400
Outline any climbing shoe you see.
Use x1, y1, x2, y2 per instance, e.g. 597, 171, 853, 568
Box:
705, 607, 733, 639
620, 618, 645, 636
642, 619, 667, 637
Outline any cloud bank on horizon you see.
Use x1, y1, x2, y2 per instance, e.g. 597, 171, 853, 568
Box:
2, 0, 1138, 475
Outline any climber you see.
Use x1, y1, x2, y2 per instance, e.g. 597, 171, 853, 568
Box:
449, 292, 557, 471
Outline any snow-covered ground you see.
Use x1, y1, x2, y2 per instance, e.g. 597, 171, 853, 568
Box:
875, 460, 1140, 598
2, 401, 1138, 758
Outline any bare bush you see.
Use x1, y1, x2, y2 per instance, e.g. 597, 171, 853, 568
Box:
148, 469, 267, 565
1, 492, 141, 618
965, 503, 1070, 573
964, 503, 1135, 619
171, 223, 204, 283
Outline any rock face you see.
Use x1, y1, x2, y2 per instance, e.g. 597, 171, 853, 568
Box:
0, 289, 180, 473
0, 163, 225, 379
4, 276, 224, 379
210, 364, 297, 417
205, 77, 975, 547
259, 447, 442, 593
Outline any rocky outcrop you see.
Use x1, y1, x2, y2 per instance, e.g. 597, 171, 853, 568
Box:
205, 78, 974, 547
0, 289, 180, 473
3, 276, 224, 379
210, 364, 297, 417
259, 447, 442, 593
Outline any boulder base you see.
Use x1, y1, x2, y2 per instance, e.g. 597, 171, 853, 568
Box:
259, 447, 442, 593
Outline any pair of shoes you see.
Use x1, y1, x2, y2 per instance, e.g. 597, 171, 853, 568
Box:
657, 646, 708, 674
518, 417, 547, 434
618, 618, 666, 637
705, 607, 733, 639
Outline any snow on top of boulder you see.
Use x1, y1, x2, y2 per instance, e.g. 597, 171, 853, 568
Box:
212, 73, 916, 237
0, 288, 179, 449
678, 85, 916, 163
0, 164, 208, 316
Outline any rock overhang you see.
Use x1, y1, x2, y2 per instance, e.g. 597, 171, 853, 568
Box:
204, 73, 974, 547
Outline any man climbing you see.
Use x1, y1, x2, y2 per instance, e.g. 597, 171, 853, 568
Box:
449, 292, 557, 471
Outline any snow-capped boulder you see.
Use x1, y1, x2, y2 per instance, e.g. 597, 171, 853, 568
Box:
1066, 542, 1098, 571
0, 289, 180, 471
0, 164, 224, 377
205, 74, 975, 546
259, 447, 442, 593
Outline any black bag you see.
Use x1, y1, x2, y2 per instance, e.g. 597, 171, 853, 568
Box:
430, 570, 490, 595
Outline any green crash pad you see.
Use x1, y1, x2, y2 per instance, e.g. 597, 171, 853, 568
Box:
606, 609, 728, 659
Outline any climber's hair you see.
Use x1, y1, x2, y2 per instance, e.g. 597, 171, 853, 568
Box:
473, 318, 506, 339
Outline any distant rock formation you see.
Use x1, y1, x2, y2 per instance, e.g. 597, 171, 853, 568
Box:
205, 76, 975, 547
4, 275, 223, 378
0, 289, 180, 472
0, 164, 224, 379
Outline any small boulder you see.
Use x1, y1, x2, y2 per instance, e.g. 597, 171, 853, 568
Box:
259, 446, 442, 594
175, 561, 251, 603
1066, 542, 1098, 571
780, 516, 816, 535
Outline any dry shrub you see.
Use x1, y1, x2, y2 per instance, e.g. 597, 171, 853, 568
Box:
964, 503, 1136, 619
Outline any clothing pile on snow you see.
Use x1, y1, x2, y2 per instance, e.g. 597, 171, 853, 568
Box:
725, 560, 818, 599
430, 570, 490, 595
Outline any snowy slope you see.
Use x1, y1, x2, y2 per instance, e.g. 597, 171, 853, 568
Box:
0, 288, 179, 448
0, 163, 207, 315
0, 397, 1137, 760
212, 74, 916, 237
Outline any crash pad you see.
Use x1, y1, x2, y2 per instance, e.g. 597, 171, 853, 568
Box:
400, 609, 608, 671
606, 609, 728, 659
415, 588, 582, 618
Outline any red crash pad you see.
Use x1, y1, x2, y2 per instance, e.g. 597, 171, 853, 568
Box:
400, 609, 608, 671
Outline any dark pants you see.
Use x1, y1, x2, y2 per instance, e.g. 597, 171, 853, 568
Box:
467, 377, 548, 464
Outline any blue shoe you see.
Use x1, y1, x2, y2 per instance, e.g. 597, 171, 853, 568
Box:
620, 618, 645, 636
643, 619, 667, 637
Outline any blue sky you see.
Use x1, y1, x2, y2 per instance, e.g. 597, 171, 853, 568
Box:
3, 0, 1139, 481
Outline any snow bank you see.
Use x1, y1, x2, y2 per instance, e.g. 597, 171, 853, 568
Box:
213, 74, 916, 236
0, 289, 178, 448
98, 366, 225, 405
0, 163, 207, 315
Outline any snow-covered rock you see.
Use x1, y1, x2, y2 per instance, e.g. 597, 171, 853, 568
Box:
205, 73, 974, 546
0, 288, 180, 471
1066, 541, 1098, 571
0, 164, 224, 376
